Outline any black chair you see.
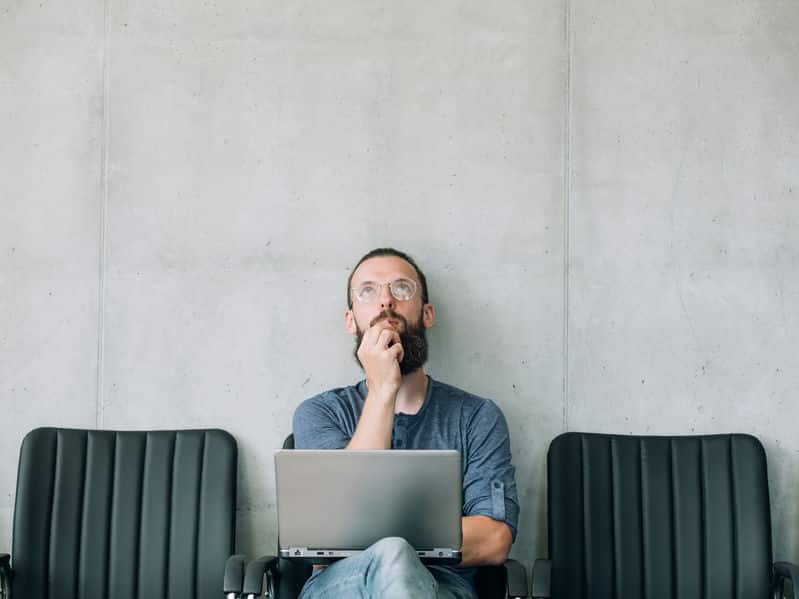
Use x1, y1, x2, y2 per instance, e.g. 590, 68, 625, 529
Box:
225, 434, 528, 598
0, 427, 237, 599
531, 432, 799, 599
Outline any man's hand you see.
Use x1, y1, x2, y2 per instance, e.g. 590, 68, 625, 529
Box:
357, 321, 404, 399
347, 321, 404, 450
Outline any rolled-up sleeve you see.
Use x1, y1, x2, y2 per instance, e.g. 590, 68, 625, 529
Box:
461, 400, 520, 541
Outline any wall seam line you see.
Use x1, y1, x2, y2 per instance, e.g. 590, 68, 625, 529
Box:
96, 0, 110, 430
562, 0, 573, 431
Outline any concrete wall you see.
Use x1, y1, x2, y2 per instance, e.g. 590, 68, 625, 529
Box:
1, 0, 797, 570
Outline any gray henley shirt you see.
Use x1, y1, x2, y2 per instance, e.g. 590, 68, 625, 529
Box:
292, 376, 520, 586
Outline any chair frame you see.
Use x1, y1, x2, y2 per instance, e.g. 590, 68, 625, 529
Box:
531, 432, 799, 599
1, 427, 237, 599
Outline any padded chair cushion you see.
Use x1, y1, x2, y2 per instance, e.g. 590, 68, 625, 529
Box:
548, 433, 773, 599
11, 428, 236, 599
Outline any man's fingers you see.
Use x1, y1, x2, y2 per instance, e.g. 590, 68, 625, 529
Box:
359, 320, 403, 367
364, 321, 392, 343
387, 343, 404, 363
376, 328, 401, 349
376, 328, 392, 348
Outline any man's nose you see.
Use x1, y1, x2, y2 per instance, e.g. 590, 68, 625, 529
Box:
378, 284, 395, 309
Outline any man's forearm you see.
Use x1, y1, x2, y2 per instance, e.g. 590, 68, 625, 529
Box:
346, 390, 395, 449
458, 515, 512, 567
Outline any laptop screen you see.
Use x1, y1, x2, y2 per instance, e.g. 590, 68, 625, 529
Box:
275, 449, 462, 561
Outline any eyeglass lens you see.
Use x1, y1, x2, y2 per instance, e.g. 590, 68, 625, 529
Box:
355, 279, 416, 302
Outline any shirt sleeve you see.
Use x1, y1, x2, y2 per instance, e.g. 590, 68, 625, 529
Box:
293, 393, 352, 449
461, 399, 520, 541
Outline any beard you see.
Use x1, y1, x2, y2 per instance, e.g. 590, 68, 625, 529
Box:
353, 308, 429, 375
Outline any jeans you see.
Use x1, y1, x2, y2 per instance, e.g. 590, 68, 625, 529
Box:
298, 537, 478, 599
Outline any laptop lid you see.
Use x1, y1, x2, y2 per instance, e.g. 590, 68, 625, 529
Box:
275, 449, 462, 562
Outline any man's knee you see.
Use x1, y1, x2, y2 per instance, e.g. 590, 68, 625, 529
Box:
369, 536, 418, 565
365, 537, 435, 593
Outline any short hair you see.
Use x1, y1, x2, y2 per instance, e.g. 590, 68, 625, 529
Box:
346, 248, 430, 308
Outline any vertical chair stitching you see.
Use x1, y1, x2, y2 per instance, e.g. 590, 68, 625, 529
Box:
193, 432, 208, 599
699, 438, 707, 599
133, 433, 147, 599
75, 433, 89, 599
165, 432, 177, 599
729, 437, 739, 599
610, 437, 618, 599
639, 438, 647, 599
580, 435, 588, 599
104, 433, 118, 599
45, 431, 59, 599
669, 439, 677, 599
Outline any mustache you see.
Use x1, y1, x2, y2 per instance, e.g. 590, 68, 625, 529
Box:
369, 309, 408, 328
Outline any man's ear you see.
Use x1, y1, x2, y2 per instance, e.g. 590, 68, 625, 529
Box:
422, 303, 435, 329
344, 309, 358, 335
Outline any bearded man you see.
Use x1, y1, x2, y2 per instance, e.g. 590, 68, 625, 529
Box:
293, 248, 519, 599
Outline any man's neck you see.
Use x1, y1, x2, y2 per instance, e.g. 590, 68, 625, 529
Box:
394, 369, 428, 415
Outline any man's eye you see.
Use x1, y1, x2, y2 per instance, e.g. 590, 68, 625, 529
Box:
393, 281, 412, 295
359, 285, 376, 296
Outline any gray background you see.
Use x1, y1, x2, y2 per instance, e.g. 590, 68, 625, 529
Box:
1, 0, 797, 569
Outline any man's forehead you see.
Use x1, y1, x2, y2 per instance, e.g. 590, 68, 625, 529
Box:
351, 256, 417, 283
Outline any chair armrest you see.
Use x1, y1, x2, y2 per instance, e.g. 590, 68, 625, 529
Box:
531, 559, 551, 598
1, 553, 11, 599
242, 555, 280, 597
504, 558, 529, 598
774, 561, 799, 597
223, 554, 247, 596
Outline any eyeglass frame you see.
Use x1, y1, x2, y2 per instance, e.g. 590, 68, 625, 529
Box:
349, 278, 421, 304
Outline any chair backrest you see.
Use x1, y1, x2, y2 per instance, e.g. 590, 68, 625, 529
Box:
11, 427, 237, 599
547, 432, 773, 599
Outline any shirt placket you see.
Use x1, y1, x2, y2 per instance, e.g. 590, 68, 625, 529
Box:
393, 418, 407, 449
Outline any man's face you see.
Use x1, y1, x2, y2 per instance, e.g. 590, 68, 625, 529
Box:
345, 256, 435, 375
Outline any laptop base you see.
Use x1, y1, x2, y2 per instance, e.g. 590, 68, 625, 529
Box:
280, 547, 462, 565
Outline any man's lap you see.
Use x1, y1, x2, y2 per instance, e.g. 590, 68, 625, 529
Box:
298, 537, 477, 599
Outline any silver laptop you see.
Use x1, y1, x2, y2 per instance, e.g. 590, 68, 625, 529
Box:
275, 449, 462, 563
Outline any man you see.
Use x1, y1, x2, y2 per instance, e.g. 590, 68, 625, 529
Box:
293, 248, 519, 599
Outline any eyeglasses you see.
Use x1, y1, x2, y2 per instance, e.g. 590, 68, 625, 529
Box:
350, 278, 419, 304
